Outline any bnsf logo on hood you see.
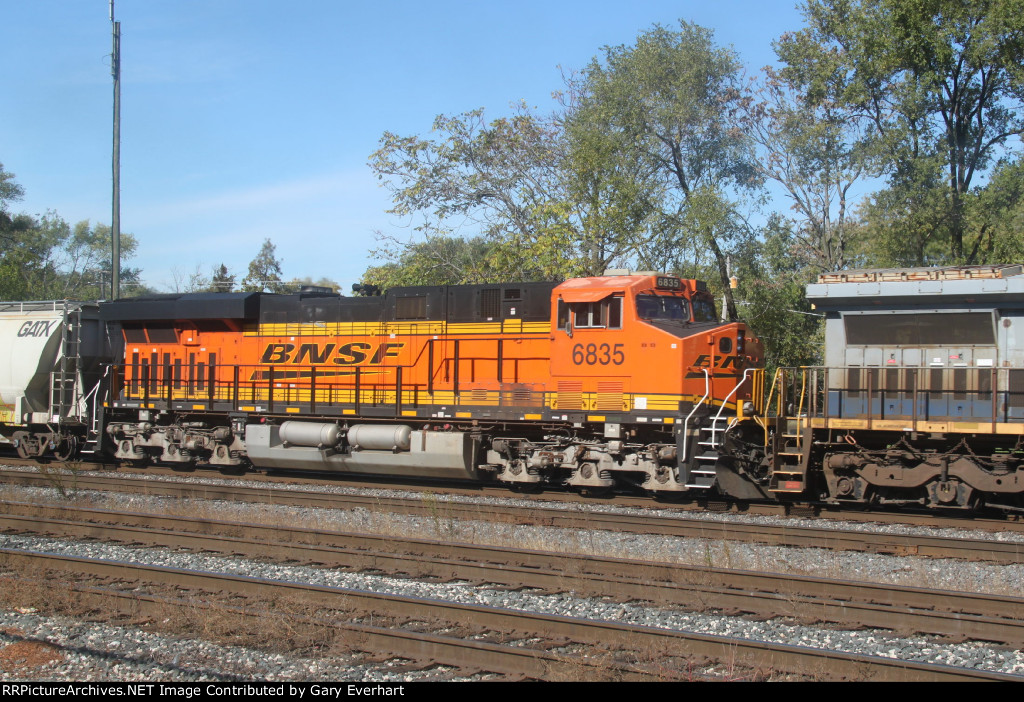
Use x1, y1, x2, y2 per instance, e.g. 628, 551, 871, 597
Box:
260, 342, 404, 365
17, 320, 58, 338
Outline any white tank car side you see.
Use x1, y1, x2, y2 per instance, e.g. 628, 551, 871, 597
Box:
0, 302, 67, 425
0, 301, 110, 459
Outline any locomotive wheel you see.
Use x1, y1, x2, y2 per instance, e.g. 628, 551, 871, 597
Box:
510, 483, 544, 494
217, 465, 247, 476
120, 458, 149, 469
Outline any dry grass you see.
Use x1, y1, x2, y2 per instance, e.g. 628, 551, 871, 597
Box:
0, 634, 65, 675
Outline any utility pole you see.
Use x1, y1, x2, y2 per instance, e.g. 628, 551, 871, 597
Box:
110, 0, 121, 300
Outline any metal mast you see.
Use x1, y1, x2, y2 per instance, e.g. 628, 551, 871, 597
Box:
110, 0, 121, 300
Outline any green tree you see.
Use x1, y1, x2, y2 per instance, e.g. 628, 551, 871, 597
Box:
0, 213, 142, 300
568, 21, 761, 320
777, 0, 1024, 262
965, 156, 1024, 262
208, 263, 236, 293
735, 216, 826, 375
370, 105, 599, 282
743, 66, 876, 272
362, 234, 505, 289
0, 162, 25, 228
241, 239, 286, 293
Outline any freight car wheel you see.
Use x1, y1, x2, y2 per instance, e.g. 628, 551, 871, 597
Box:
53, 436, 78, 462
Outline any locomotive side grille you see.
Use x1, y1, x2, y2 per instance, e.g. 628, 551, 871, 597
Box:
978, 368, 992, 401
466, 388, 489, 404
885, 368, 899, 392
1010, 370, 1024, 413
395, 296, 427, 320
953, 368, 968, 399
595, 381, 624, 411
929, 367, 944, 398
480, 289, 500, 319
499, 384, 543, 407
557, 381, 584, 410
846, 367, 861, 398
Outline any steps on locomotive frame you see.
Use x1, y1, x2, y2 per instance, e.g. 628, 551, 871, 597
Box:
684, 416, 729, 489
770, 418, 809, 494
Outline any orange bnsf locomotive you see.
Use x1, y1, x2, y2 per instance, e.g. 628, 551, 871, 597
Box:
90, 272, 764, 495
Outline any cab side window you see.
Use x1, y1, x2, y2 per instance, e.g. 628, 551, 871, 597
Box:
569, 297, 622, 329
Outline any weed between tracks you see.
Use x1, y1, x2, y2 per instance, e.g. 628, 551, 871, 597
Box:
0, 563, 405, 680
34, 463, 83, 499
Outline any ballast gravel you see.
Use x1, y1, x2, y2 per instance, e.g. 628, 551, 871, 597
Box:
0, 470, 1022, 680
0, 609, 467, 682
1, 530, 1023, 680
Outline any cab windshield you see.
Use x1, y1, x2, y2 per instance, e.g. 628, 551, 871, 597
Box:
691, 296, 718, 323
636, 294, 690, 322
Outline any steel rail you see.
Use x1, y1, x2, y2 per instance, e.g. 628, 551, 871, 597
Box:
0, 548, 1015, 682
4, 461, 1024, 535
0, 576, 674, 681
2, 501, 1024, 646
1, 469, 1022, 564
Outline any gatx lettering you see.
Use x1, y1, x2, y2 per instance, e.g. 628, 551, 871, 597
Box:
17, 320, 57, 338
260, 342, 404, 365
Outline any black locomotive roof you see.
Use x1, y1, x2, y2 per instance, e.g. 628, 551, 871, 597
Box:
99, 292, 262, 321
99, 281, 558, 325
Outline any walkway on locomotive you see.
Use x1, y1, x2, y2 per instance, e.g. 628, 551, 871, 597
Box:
104, 274, 761, 424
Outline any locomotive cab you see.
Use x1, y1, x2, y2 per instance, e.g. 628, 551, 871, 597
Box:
544, 272, 765, 494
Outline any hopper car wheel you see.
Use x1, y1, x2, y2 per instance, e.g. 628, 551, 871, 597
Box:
53, 436, 78, 462
579, 486, 613, 498
510, 484, 544, 494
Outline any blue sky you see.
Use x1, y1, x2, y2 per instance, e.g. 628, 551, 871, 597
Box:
1, 1, 806, 293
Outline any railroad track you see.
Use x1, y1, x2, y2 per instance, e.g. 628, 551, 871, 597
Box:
1, 499, 1023, 647
6, 456, 1024, 535
0, 548, 1014, 682
2, 468, 1022, 564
